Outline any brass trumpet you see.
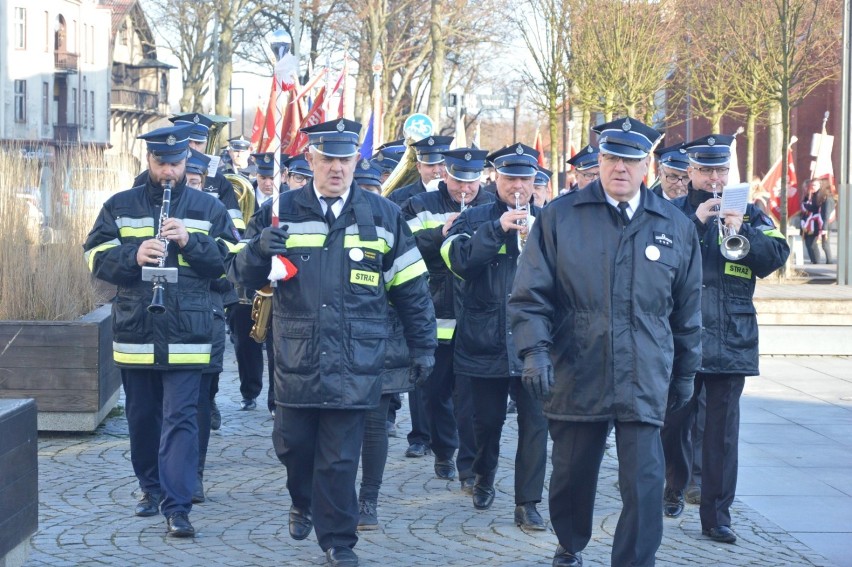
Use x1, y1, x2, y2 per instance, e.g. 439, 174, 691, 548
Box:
712, 183, 750, 261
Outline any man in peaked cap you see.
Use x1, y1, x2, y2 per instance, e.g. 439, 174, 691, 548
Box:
387, 135, 454, 207
353, 158, 383, 193
566, 144, 600, 191
284, 154, 313, 190
83, 122, 238, 538
652, 142, 690, 200
219, 135, 253, 177
401, 148, 495, 501
229, 118, 436, 567
185, 149, 212, 190
533, 166, 553, 207
509, 116, 703, 567
441, 142, 549, 530
662, 134, 789, 545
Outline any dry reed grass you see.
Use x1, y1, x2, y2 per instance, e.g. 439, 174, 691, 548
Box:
0, 145, 136, 320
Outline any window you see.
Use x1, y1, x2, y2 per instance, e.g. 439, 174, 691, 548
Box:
88, 25, 94, 63
44, 11, 49, 52
81, 24, 87, 61
14, 8, 26, 49
42, 82, 49, 126
90, 91, 95, 129
14, 80, 27, 122
71, 87, 77, 124
82, 90, 88, 128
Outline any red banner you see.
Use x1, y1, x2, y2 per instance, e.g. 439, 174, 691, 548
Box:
285, 86, 327, 155
764, 147, 800, 221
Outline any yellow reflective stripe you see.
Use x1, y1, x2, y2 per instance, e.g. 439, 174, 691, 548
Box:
168, 353, 211, 364
228, 209, 245, 229
498, 244, 507, 255
119, 226, 155, 238
441, 234, 464, 280
410, 220, 444, 233
387, 258, 428, 289
84, 239, 120, 271
116, 216, 154, 229
218, 238, 242, 254
113, 342, 155, 365
343, 235, 390, 254
345, 224, 395, 249
184, 218, 212, 233
437, 318, 456, 340
763, 228, 785, 239
288, 233, 326, 248
177, 254, 190, 267
232, 218, 246, 231
724, 262, 752, 279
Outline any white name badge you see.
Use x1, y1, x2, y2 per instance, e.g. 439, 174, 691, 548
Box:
349, 248, 365, 262
645, 245, 661, 261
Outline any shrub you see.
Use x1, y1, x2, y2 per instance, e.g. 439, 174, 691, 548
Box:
0, 145, 136, 320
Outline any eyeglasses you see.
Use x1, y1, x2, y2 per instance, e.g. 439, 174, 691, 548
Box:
695, 167, 730, 176
578, 171, 599, 181
601, 154, 644, 166
289, 174, 308, 183
665, 174, 689, 184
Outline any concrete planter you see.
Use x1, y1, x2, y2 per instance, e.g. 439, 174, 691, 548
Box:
0, 304, 120, 431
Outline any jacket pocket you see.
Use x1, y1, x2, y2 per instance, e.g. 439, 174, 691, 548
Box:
278, 318, 317, 373
348, 320, 388, 374
348, 257, 383, 296
459, 305, 502, 356
177, 293, 213, 343
725, 301, 757, 351
112, 296, 150, 343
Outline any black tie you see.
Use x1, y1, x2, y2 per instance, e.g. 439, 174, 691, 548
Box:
617, 201, 631, 225
321, 196, 340, 227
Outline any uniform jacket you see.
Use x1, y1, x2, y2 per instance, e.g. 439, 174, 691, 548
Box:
83, 178, 237, 370
441, 197, 540, 378
228, 182, 437, 409
403, 183, 495, 342
509, 182, 703, 426
388, 180, 426, 206
672, 187, 790, 376
381, 307, 412, 395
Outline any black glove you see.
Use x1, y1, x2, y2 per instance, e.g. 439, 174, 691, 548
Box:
667, 378, 694, 412
522, 350, 554, 401
254, 226, 289, 258
409, 354, 435, 387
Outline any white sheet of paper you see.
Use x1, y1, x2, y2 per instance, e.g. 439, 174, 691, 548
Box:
207, 154, 221, 178
720, 183, 749, 216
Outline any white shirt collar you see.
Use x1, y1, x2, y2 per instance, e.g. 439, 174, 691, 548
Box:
604, 190, 641, 220
256, 188, 272, 205
314, 187, 350, 217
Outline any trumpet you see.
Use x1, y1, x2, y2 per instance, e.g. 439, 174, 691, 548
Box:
460, 192, 468, 213
515, 192, 531, 256
712, 183, 750, 261
142, 180, 179, 314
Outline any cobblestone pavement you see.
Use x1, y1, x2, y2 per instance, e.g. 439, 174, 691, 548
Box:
27, 345, 836, 566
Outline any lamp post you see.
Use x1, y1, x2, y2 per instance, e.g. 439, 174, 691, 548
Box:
228, 86, 245, 139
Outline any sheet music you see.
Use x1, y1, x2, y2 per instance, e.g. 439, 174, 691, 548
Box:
720, 183, 749, 216
207, 155, 221, 178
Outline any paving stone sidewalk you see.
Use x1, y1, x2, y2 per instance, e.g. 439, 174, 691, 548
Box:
26, 344, 835, 566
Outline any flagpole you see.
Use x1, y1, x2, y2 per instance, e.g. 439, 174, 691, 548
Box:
811, 111, 830, 181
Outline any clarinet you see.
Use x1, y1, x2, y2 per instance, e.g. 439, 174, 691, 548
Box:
144, 180, 178, 314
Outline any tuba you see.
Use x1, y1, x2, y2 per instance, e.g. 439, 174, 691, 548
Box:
225, 172, 256, 225
712, 183, 750, 260
381, 113, 436, 198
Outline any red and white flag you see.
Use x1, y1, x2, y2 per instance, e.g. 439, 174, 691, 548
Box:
286, 86, 328, 155
763, 144, 800, 221
534, 129, 545, 166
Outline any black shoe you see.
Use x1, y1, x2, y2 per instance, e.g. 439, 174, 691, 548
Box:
134, 491, 162, 517
472, 473, 496, 510
240, 398, 257, 411
663, 487, 684, 518
405, 442, 431, 458
514, 502, 546, 531
166, 512, 196, 538
460, 477, 475, 495
386, 421, 398, 438
702, 525, 737, 544
552, 545, 583, 567
507, 400, 517, 414
210, 400, 221, 430
434, 459, 457, 480
192, 477, 205, 504
326, 546, 359, 566
685, 484, 701, 505
289, 505, 313, 540
357, 499, 378, 531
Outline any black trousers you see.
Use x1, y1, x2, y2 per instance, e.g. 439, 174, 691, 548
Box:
122, 368, 201, 517
661, 387, 705, 491
697, 373, 745, 530
468, 376, 547, 504
227, 303, 264, 400
360, 394, 392, 503
197, 373, 213, 479
424, 343, 476, 479
406, 383, 431, 447
272, 407, 367, 551
549, 420, 663, 567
